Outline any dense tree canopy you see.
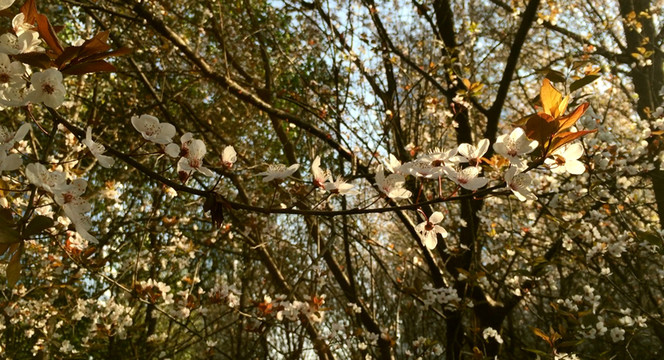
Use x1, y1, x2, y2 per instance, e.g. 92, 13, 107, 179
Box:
1, 0, 664, 359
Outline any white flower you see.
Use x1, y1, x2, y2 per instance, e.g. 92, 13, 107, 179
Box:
0, 149, 21, 172
26, 69, 66, 108
444, 166, 488, 190
311, 155, 331, 188
0, 123, 30, 151
504, 166, 536, 201
82, 127, 114, 168
482, 327, 504, 344
0, 0, 14, 12
258, 163, 299, 182
545, 143, 585, 175
415, 211, 448, 249
375, 165, 411, 200
385, 154, 405, 174
493, 128, 538, 169
11, 14, 33, 36
0, 53, 25, 89
25, 163, 66, 193
165, 132, 194, 158
131, 115, 176, 144
221, 145, 236, 169
176, 138, 213, 177
0, 30, 44, 54
0, 83, 29, 107
610, 327, 625, 342
455, 138, 489, 166
53, 178, 98, 244
323, 176, 359, 195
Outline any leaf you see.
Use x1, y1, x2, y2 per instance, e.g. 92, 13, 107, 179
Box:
522, 348, 549, 356
23, 215, 54, 238
6, 248, 22, 287
540, 78, 564, 117
0, 178, 6, 197
20, 0, 38, 25
0, 212, 19, 244
13, 52, 54, 68
524, 113, 559, 146
532, 327, 549, 342
36, 13, 64, 55
557, 103, 590, 131
62, 60, 117, 75
545, 69, 566, 83
548, 129, 597, 155
570, 74, 600, 92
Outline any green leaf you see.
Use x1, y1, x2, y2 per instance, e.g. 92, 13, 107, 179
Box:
23, 215, 54, 238
570, 74, 600, 92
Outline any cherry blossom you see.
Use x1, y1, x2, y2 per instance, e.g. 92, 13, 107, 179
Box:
82, 127, 115, 168
503, 166, 536, 201
0, 149, 21, 172
493, 127, 538, 169
0, 30, 44, 55
53, 179, 97, 243
258, 163, 299, 182
455, 138, 489, 166
221, 145, 236, 169
0, 0, 14, 12
26, 69, 66, 108
11, 13, 33, 36
545, 142, 586, 175
311, 156, 331, 188
0, 53, 25, 89
444, 166, 488, 190
323, 175, 359, 195
176, 138, 214, 177
166, 132, 194, 158
415, 211, 448, 249
385, 154, 405, 174
131, 114, 177, 144
25, 162, 66, 193
0, 123, 29, 151
375, 165, 411, 200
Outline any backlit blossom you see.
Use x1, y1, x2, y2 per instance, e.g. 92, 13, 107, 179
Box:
221, 145, 236, 169
444, 166, 488, 190
504, 166, 536, 201
0, 30, 44, 54
0, 149, 21, 172
385, 154, 405, 174
323, 176, 359, 195
82, 127, 114, 168
0, 0, 14, 12
455, 138, 489, 166
258, 163, 299, 182
11, 13, 33, 36
132, 114, 176, 144
25, 162, 66, 193
26, 69, 66, 108
177, 138, 213, 177
415, 211, 448, 249
493, 128, 538, 169
0, 53, 25, 89
54, 178, 97, 244
0, 123, 30, 151
311, 156, 331, 188
375, 165, 411, 200
545, 142, 585, 175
